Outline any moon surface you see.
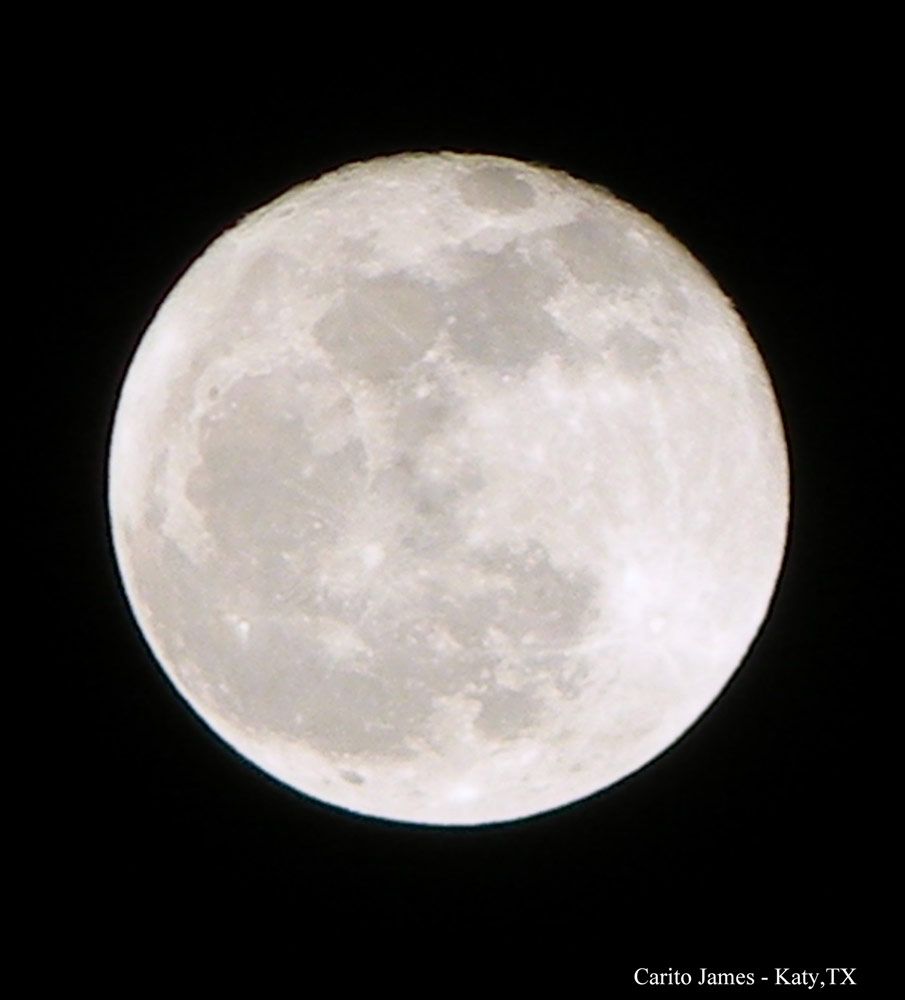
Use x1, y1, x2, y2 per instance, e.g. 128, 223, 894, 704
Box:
108, 152, 788, 825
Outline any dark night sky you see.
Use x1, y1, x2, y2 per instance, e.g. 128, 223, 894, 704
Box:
45, 44, 882, 987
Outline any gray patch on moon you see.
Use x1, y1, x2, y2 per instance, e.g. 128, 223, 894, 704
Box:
312, 273, 443, 380
474, 686, 542, 740
457, 164, 536, 213
185, 368, 366, 587
605, 324, 667, 376
135, 362, 605, 757
443, 243, 584, 370
444, 542, 599, 653
546, 208, 696, 316
142, 351, 602, 757
142, 450, 168, 532
231, 253, 300, 332
548, 212, 639, 290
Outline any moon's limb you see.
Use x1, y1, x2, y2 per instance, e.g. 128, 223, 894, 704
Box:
108, 152, 789, 825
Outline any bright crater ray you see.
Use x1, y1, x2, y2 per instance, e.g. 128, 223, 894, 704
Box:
108, 152, 789, 825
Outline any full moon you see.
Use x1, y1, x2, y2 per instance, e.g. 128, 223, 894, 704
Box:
108, 152, 789, 825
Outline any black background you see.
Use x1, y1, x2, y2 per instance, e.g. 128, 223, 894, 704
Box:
49, 45, 879, 988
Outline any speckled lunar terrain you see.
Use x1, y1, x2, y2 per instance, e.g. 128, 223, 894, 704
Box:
109, 153, 788, 824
